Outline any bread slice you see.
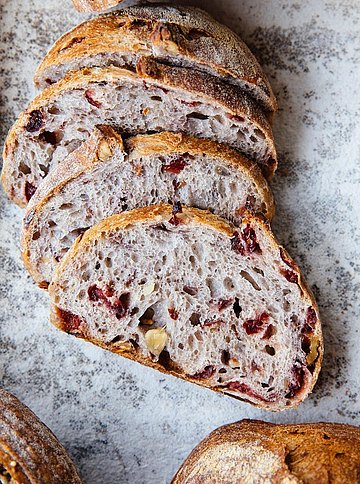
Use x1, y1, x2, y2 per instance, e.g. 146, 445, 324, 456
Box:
2, 60, 276, 208
172, 420, 360, 483
35, 5, 277, 112
0, 388, 81, 483
21, 127, 274, 288
72, 0, 121, 12
49, 204, 322, 411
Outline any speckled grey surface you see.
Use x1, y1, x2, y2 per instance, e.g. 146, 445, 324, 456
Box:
0, 0, 359, 482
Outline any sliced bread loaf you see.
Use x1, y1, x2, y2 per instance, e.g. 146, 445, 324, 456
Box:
49, 204, 322, 411
2, 60, 276, 208
21, 127, 274, 288
35, 5, 277, 112
172, 420, 360, 483
0, 388, 81, 484
72, 0, 121, 12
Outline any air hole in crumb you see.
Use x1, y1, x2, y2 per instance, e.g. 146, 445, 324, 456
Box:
233, 298, 242, 318
219, 368, 227, 374
253, 267, 265, 277
178, 343, 184, 350
130, 307, 139, 316
265, 345, 276, 356
139, 307, 155, 325
323, 434, 331, 440
95, 261, 100, 270
32, 231, 41, 240
240, 270, 261, 291
186, 112, 208, 120
150, 95, 162, 101
190, 313, 201, 326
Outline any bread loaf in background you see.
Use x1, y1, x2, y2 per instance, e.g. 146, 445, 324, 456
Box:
172, 419, 360, 483
0, 388, 81, 484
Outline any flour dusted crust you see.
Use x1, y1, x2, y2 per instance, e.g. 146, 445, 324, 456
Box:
21, 127, 275, 287
49, 204, 322, 411
0, 388, 81, 484
36, 5, 276, 112
172, 420, 360, 483
72, 0, 121, 12
2, 61, 276, 208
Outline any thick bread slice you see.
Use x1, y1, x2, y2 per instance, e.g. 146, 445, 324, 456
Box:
0, 388, 81, 484
35, 5, 277, 112
49, 204, 322, 411
72, 0, 121, 12
172, 420, 360, 483
21, 127, 274, 288
2, 60, 276, 208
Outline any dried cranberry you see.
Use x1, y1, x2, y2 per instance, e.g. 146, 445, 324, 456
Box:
25, 110, 44, 132
169, 201, 184, 226
221, 350, 230, 365
168, 308, 178, 320
25, 182, 37, 202
60, 36, 85, 51
192, 365, 215, 379
57, 308, 82, 333
285, 361, 306, 398
202, 319, 225, 328
179, 99, 201, 107
280, 247, 297, 269
301, 335, 311, 355
162, 155, 192, 174
113, 293, 130, 320
85, 90, 101, 108
104, 283, 115, 298
280, 268, 298, 283
243, 312, 269, 335
88, 285, 108, 305
251, 361, 261, 372
41, 131, 57, 145
210, 298, 233, 311
231, 225, 261, 256
227, 382, 259, 399
227, 114, 245, 123
303, 307, 317, 334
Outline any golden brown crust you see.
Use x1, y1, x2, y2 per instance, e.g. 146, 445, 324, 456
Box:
0, 388, 82, 483
72, 0, 121, 12
172, 420, 360, 483
49, 204, 322, 411
21, 128, 275, 286
35, 6, 276, 111
3, 61, 276, 207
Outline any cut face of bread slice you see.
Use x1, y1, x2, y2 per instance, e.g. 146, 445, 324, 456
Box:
0, 388, 81, 484
35, 6, 277, 112
2, 60, 276, 208
72, 0, 121, 12
49, 205, 322, 411
172, 420, 360, 483
21, 127, 274, 288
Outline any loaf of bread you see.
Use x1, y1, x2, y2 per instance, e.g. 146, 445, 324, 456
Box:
48, 204, 322, 411
72, 0, 121, 12
0, 388, 81, 484
35, 5, 277, 112
21, 126, 274, 288
2, 58, 276, 208
172, 419, 360, 483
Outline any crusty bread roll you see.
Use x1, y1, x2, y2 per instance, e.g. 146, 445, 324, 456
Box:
21, 126, 274, 288
48, 204, 322, 411
36, 5, 276, 112
172, 420, 360, 483
0, 388, 81, 484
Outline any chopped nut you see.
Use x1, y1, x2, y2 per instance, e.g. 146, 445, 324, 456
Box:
133, 163, 143, 176
228, 357, 240, 368
306, 335, 320, 365
143, 107, 150, 116
140, 319, 155, 326
142, 281, 155, 296
145, 327, 168, 356
98, 141, 112, 161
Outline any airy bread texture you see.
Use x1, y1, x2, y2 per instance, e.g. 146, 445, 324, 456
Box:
172, 420, 360, 483
72, 0, 121, 12
0, 388, 81, 484
49, 204, 322, 411
36, 5, 277, 112
2, 60, 276, 208
21, 127, 274, 287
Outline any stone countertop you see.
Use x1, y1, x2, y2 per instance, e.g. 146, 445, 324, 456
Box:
0, 0, 359, 482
